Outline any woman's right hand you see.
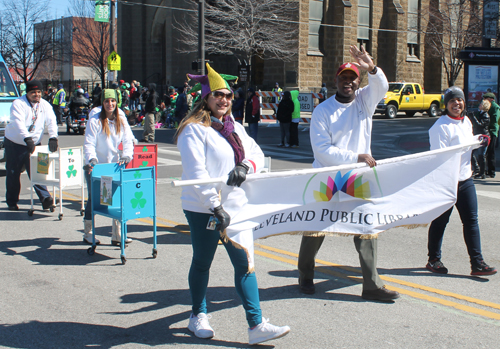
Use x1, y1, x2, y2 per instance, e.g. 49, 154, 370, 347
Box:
84, 158, 98, 173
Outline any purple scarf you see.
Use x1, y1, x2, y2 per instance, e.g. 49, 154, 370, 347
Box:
211, 115, 245, 164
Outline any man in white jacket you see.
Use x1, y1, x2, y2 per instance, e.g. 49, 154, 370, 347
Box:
4, 80, 58, 211
298, 46, 400, 301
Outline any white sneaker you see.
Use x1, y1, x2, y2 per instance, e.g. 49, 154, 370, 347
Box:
248, 318, 290, 345
188, 313, 214, 339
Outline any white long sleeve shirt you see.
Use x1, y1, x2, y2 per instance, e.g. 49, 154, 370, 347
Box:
84, 113, 134, 164
429, 114, 475, 181
310, 68, 388, 168
177, 116, 264, 213
5, 95, 58, 145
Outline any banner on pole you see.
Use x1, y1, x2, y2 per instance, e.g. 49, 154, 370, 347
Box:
94, 1, 110, 23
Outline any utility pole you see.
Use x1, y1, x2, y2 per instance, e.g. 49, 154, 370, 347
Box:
110, 0, 116, 84
198, 0, 205, 75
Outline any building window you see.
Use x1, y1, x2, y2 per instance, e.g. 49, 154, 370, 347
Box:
357, 0, 371, 52
309, 0, 323, 52
407, 0, 419, 59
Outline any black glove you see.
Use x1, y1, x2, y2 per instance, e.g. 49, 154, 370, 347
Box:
213, 205, 230, 232
119, 156, 131, 165
226, 162, 250, 187
84, 158, 98, 173
48, 138, 58, 152
24, 137, 35, 154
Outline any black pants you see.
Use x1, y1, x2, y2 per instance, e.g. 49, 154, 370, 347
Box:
486, 134, 497, 176
4, 138, 51, 206
289, 122, 299, 146
53, 104, 62, 124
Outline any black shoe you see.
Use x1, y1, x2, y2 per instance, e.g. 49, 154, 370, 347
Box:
277, 144, 284, 147
474, 174, 485, 179
299, 278, 315, 294
362, 286, 400, 301
8, 204, 19, 211
486, 173, 496, 178
42, 197, 54, 210
471, 261, 497, 276
426, 258, 448, 274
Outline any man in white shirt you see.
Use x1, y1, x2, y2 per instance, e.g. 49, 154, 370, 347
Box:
4, 80, 58, 211
298, 46, 400, 301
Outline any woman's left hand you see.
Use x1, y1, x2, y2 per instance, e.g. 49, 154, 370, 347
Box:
227, 162, 250, 187
118, 156, 131, 165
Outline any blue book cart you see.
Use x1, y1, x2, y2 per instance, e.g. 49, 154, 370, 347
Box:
87, 163, 157, 264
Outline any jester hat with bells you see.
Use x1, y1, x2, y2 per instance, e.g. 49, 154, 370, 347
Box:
187, 63, 238, 99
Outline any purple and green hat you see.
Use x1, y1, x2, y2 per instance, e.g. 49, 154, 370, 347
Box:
187, 63, 238, 99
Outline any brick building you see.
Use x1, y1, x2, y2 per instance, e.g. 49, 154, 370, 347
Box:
117, 0, 473, 94
34, 17, 107, 82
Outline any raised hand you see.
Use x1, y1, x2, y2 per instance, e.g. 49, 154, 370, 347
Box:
349, 45, 375, 72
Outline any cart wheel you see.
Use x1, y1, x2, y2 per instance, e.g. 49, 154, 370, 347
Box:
152, 249, 158, 259
120, 256, 127, 265
80, 209, 85, 216
27, 209, 34, 216
50, 206, 55, 212
58, 213, 63, 220
87, 246, 96, 255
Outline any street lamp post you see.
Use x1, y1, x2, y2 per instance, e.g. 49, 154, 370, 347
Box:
198, 0, 205, 75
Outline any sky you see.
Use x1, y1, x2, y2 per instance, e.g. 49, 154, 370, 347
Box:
47, 0, 72, 20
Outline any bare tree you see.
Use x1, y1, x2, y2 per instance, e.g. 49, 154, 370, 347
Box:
175, 0, 298, 84
69, 0, 112, 88
1, 0, 54, 82
422, 0, 482, 87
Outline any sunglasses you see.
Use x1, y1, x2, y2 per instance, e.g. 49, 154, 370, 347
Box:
211, 91, 233, 100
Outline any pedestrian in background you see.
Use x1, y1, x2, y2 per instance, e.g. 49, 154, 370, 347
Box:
174, 63, 290, 345
482, 92, 500, 178
470, 99, 490, 179
245, 88, 260, 142
232, 90, 245, 124
276, 91, 294, 147
52, 83, 66, 125
426, 86, 496, 276
319, 82, 328, 103
141, 83, 158, 143
288, 90, 300, 148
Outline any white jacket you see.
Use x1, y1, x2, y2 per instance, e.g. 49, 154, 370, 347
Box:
5, 95, 58, 145
177, 117, 264, 213
429, 114, 474, 181
310, 68, 388, 168
84, 112, 134, 164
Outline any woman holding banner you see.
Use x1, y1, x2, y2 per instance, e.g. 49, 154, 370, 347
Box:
426, 86, 496, 276
83, 89, 135, 246
174, 63, 290, 345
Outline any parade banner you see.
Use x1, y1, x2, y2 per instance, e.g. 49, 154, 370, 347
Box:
174, 142, 478, 244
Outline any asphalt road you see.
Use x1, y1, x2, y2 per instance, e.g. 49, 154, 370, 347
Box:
1, 114, 499, 348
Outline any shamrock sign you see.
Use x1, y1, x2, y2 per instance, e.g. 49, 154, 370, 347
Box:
131, 191, 147, 209
134, 170, 142, 179
139, 161, 148, 168
66, 165, 77, 178
142, 146, 148, 152
68, 149, 73, 155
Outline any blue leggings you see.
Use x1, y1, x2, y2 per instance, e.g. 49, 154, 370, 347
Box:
184, 210, 262, 328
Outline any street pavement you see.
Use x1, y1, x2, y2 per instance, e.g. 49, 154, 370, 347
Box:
1, 115, 500, 348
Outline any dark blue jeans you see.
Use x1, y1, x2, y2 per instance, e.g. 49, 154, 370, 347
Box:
4, 137, 51, 206
248, 122, 259, 142
184, 210, 262, 327
427, 177, 483, 266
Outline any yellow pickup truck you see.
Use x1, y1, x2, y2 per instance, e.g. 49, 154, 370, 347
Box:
376, 82, 443, 119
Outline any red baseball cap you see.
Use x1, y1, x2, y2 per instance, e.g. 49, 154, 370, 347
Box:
336, 62, 360, 77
